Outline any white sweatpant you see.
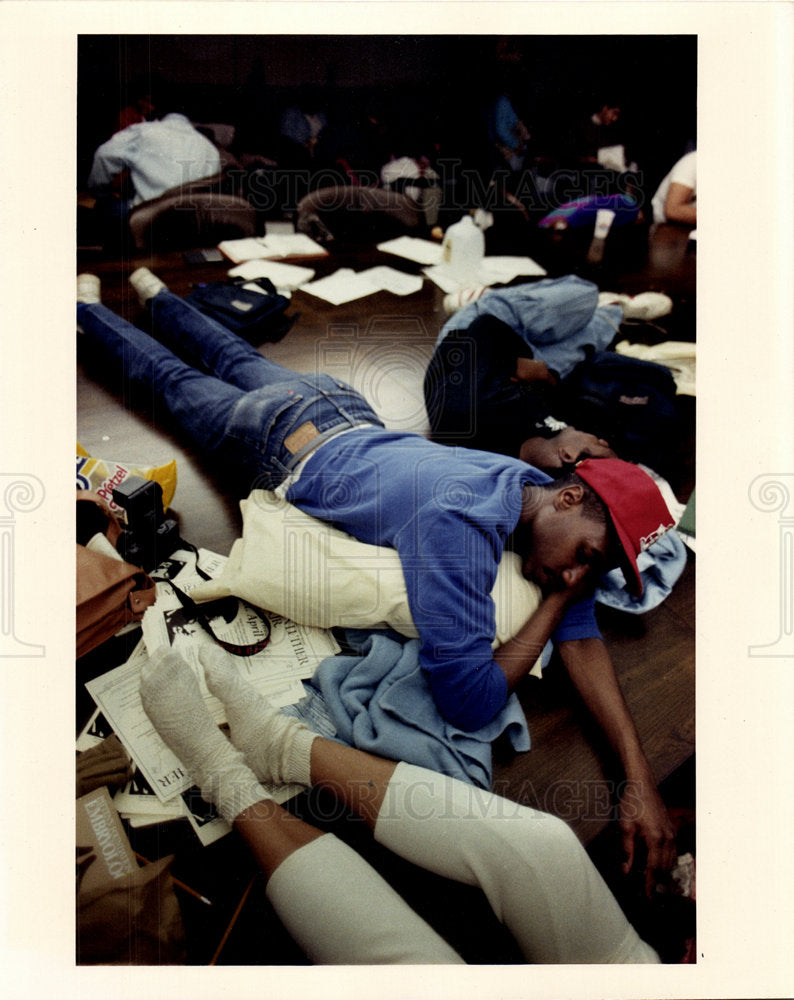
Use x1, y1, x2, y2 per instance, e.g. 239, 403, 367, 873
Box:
266, 762, 659, 964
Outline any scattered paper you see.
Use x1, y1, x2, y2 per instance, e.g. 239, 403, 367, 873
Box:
376, 235, 444, 265
422, 264, 471, 293
79, 546, 321, 842
228, 257, 316, 291
85, 641, 190, 803
114, 768, 185, 821
260, 233, 329, 258
300, 266, 423, 305
85, 629, 321, 808
141, 598, 323, 714
217, 237, 270, 263
359, 266, 424, 296
218, 233, 328, 264
265, 220, 296, 236
479, 255, 547, 283
299, 268, 381, 305
85, 546, 339, 805
141, 555, 335, 711
178, 786, 231, 845
423, 255, 547, 292
77, 707, 115, 752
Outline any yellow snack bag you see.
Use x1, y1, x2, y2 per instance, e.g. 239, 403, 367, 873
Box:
76, 443, 177, 517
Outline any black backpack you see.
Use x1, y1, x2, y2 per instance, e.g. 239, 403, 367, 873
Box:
559, 350, 679, 475
186, 276, 298, 344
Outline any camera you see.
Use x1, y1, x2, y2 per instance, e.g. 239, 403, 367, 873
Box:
112, 475, 181, 572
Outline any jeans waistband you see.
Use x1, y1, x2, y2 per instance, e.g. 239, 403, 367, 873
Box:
275, 421, 377, 496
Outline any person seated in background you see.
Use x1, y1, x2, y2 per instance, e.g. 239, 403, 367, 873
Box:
138, 643, 662, 964
294, 123, 442, 243
567, 97, 623, 163
277, 88, 328, 168
76, 267, 678, 886
556, 94, 641, 201
274, 87, 335, 204
487, 84, 531, 174
378, 125, 442, 228
86, 101, 222, 247
113, 74, 158, 135
651, 150, 697, 225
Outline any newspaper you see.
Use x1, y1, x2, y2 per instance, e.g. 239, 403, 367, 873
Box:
84, 546, 339, 809
142, 546, 339, 720
77, 707, 298, 847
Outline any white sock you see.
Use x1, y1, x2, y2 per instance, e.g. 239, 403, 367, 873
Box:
129, 266, 167, 306
200, 645, 318, 787
139, 647, 268, 824
77, 274, 101, 304
266, 833, 464, 964
374, 762, 660, 964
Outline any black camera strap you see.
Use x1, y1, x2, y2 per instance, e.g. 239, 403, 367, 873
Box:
152, 577, 272, 657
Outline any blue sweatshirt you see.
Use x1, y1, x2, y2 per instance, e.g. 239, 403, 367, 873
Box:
286, 426, 598, 730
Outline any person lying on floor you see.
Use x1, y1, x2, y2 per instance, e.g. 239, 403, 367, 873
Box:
424, 274, 688, 610
424, 273, 674, 470
140, 643, 661, 964
76, 268, 677, 885
426, 309, 617, 466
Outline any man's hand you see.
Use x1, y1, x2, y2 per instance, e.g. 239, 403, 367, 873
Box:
558, 638, 678, 894
511, 357, 558, 385
618, 778, 677, 896
110, 167, 134, 201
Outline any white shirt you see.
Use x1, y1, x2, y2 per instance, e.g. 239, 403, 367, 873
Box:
651, 151, 697, 224
88, 113, 221, 206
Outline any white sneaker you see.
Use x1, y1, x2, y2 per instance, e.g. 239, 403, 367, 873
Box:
598, 290, 673, 321
76, 273, 101, 305
442, 284, 489, 316
129, 267, 166, 306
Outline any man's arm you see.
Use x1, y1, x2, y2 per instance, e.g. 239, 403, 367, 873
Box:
557, 637, 677, 891
421, 550, 571, 731
663, 181, 696, 225
493, 589, 570, 688
87, 131, 135, 194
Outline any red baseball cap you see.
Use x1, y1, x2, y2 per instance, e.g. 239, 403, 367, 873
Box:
574, 458, 675, 596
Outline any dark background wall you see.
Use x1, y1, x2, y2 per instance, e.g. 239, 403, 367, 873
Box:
77, 34, 696, 195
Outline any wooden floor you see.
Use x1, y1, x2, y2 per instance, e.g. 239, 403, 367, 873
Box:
77, 218, 696, 963
495, 554, 694, 844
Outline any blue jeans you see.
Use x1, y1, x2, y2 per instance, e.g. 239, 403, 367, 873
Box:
77, 290, 383, 491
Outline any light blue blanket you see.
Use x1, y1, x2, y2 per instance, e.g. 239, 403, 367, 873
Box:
284, 628, 530, 789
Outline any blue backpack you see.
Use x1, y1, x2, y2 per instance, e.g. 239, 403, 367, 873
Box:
560, 350, 679, 474
186, 276, 298, 344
